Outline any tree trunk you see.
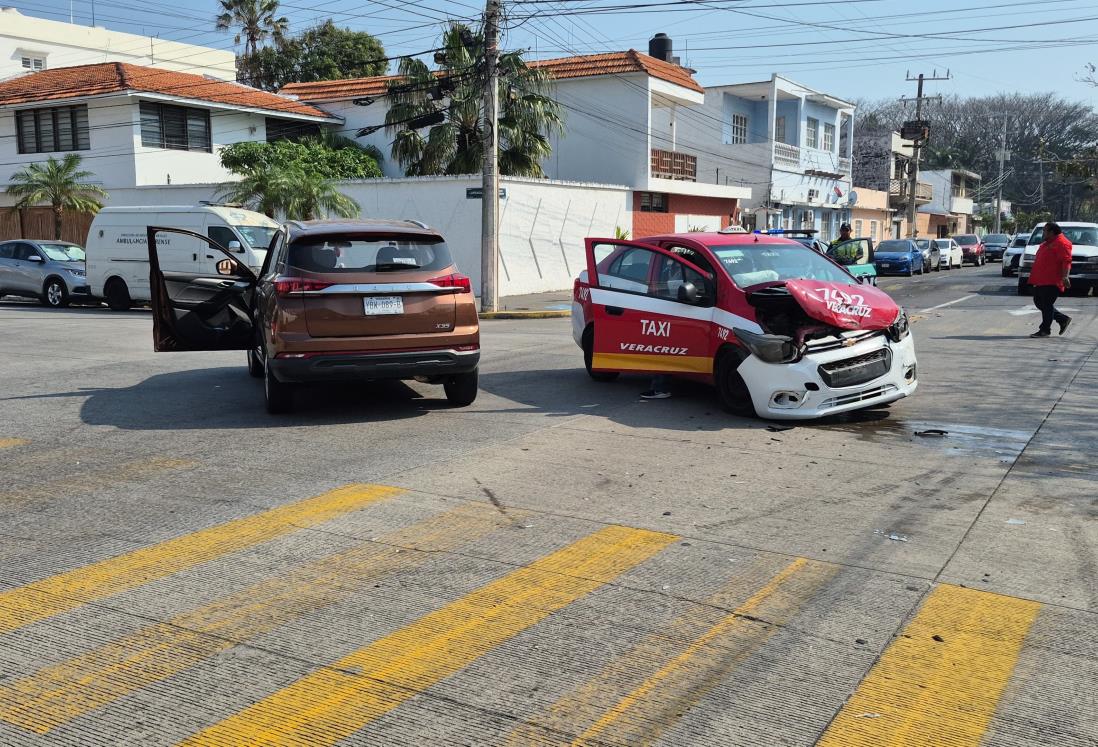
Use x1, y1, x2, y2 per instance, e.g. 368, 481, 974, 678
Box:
17, 207, 26, 239
53, 204, 63, 240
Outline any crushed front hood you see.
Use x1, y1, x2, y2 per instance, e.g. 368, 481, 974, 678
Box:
782, 279, 899, 331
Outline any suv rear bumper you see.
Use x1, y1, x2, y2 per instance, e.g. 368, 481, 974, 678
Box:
269, 348, 480, 383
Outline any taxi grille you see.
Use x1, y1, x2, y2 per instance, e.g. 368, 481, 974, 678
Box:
818, 348, 891, 388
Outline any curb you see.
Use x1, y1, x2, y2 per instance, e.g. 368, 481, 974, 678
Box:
479, 310, 571, 320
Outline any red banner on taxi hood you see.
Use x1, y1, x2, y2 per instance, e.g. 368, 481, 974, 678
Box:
783, 280, 899, 330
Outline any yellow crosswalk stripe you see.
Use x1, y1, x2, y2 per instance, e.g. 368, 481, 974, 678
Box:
0, 483, 403, 636
0, 502, 515, 734
817, 584, 1040, 747
561, 558, 827, 746
177, 524, 678, 747
0, 438, 29, 449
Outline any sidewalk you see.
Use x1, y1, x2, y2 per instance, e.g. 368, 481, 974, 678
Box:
480, 290, 573, 319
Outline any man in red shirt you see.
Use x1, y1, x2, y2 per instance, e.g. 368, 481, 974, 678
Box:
1028, 222, 1073, 337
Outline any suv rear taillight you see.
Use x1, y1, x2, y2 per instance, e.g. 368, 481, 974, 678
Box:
273, 277, 333, 296
427, 273, 472, 293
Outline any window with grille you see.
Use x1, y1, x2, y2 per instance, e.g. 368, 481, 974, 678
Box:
870, 221, 879, 241
823, 122, 835, 152
806, 118, 819, 149
266, 117, 320, 142
639, 192, 668, 213
854, 219, 863, 236
730, 113, 748, 145
21, 56, 45, 71
775, 116, 786, 143
139, 102, 211, 152
16, 105, 90, 154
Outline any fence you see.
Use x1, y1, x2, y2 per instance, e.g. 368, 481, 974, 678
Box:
0, 207, 94, 245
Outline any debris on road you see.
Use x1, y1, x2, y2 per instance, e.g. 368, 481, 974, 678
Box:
915, 429, 949, 437
1006, 518, 1026, 525
857, 713, 882, 719
766, 425, 795, 432
932, 634, 945, 643
875, 529, 910, 542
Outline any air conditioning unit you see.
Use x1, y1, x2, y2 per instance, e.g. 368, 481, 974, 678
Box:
807, 189, 819, 202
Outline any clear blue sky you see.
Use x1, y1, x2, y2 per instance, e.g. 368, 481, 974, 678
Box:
16, 0, 1098, 105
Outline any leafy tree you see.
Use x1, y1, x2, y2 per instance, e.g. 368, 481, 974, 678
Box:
216, 164, 359, 220
6, 154, 107, 240
385, 23, 563, 177
216, 0, 288, 58
220, 138, 382, 180
855, 93, 1098, 220
239, 20, 387, 92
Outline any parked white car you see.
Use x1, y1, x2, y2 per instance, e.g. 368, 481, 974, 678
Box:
1001, 232, 1030, 277
934, 238, 963, 269
86, 203, 279, 311
1018, 221, 1098, 296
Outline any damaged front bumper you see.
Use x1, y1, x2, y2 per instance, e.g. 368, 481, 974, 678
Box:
738, 333, 917, 420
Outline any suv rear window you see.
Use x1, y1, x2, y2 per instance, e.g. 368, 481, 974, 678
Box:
288, 235, 454, 273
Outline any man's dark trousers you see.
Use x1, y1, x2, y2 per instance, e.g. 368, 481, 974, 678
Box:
1033, 285, 1068, 333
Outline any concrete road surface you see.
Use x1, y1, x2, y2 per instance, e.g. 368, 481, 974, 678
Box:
0, 264, 1095, 746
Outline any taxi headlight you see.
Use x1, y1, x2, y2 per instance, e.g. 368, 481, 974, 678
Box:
733, 328, 801, 364
888, 308, 910, 341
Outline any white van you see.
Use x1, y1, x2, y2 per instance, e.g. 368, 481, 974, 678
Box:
86, 204, 279, 310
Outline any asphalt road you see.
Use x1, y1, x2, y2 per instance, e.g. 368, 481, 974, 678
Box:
0, 262, 1095, 746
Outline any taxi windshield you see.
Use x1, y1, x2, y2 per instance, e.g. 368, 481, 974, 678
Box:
707, 242, 856, 288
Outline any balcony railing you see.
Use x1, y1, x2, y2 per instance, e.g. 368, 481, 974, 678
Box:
888, 178, 933, 203
650, 148, 697, 181
774, 142, 801, 169
838, 156, 851, 174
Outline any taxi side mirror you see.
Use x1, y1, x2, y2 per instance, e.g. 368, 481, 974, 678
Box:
677, 281, 699, 305
216, 259, 237, 276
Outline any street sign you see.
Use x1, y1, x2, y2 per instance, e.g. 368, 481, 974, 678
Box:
466, 187, 507, 199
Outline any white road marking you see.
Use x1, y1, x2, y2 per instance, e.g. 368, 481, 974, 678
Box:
1008, 306, 1079, 316
918, 294, 977, 313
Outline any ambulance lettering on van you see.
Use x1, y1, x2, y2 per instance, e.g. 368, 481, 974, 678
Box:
86, 204, 279, 311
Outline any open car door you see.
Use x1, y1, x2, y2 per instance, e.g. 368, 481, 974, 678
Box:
147, 226, 258, 352
827, 237, 878, 286
583, 238, 717, 376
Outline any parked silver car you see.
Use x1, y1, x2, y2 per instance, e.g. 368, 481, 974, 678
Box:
0, 240, 90, 307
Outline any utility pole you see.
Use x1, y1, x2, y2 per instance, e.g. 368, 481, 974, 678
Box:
901, 71, 949, 238
1036, 137, 1045, 211
480, 0, 502, 313
993, 114, 1010, 234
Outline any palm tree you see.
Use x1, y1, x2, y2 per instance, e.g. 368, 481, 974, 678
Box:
216, 164, 358, 220
7, 154, 107, 240
216, 0, 289, 57
385, 23, 563, 177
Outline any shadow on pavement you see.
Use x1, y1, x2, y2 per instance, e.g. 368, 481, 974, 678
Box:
3, 367, 444, 429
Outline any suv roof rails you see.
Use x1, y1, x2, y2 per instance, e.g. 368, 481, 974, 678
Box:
404, 218, 430, 229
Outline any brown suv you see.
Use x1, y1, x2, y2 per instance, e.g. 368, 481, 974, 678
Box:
146, 219, 480, 413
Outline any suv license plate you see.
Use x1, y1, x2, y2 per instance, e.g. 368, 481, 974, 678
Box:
363, 296, 404, 315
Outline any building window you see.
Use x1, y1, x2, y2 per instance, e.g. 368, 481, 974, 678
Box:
730, 113, 748, 145
265, 117, 320, 142
854, 219, 863, 236
806, 117, 819, 149
870, 220, 879, 241
140, 102, 211, 152
823, 122, 835, 152
21, 56, 46, 71
775, 116, 786, 144
16, 105, 90, 154
639, 192, 668, 213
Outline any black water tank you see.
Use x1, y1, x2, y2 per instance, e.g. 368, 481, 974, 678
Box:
649, 33, 672, 62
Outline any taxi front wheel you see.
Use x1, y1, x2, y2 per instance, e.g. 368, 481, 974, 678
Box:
583, 328, 619, 382
716, 351, 756, 418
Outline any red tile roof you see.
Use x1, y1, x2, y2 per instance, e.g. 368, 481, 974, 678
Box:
0, 62, 334, 119
280, 50, 703, 101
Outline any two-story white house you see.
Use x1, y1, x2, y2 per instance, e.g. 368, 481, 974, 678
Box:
919, 169, 982, 236
0, 62, 340, 192
281, 41, 751, 238
0, 7, 237, 80
678, 74, 855, 239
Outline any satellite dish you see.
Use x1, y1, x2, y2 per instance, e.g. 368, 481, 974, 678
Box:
848, 190, 859, 206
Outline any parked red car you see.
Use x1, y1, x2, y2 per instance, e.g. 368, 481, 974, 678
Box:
953, 234, 986, 266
